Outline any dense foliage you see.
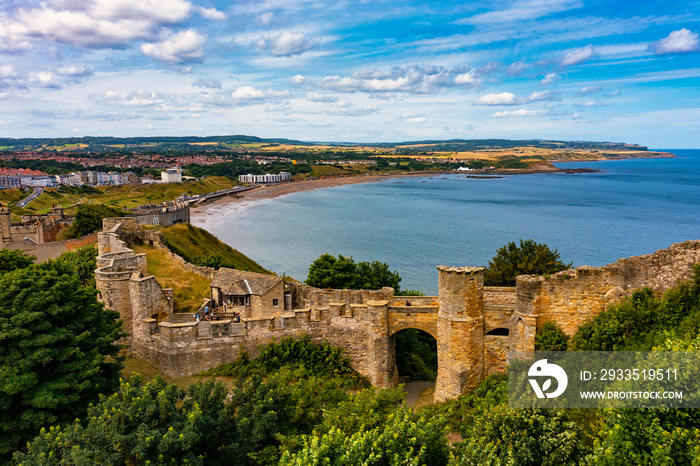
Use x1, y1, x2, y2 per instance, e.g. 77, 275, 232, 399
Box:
0, 255, 123, 462
535, 320, 569, 351
573, 265, 700, 351
306, 253, 401, 291
60, 204, 121, 239
204, 335, 367, 386
0, 250, 35, 275
484, 239, 572, 286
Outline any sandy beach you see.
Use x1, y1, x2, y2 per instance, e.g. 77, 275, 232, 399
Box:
190, 172, 442, 228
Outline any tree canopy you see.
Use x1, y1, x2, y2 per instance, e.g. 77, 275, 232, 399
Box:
0, 261, 123, 460
0, 249, 35, 276
62, 204, 121, 239
306, 254, 401, 291
483, 239, 572, 286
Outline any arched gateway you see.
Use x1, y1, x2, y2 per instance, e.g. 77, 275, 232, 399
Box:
96, 219, 700, 401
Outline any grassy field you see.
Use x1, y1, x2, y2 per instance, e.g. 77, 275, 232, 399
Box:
161, 223, 270, 275
8, 176, 237, 218
131, 243, 212, 313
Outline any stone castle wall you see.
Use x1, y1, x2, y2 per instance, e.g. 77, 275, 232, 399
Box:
94, 218, 700, 400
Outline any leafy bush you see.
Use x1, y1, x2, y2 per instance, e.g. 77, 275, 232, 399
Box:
484, 239, 572, 286
535, 321, 569, 351
203, 335, 368, 387
306, 253, 401, 291
573, 266, 700, 351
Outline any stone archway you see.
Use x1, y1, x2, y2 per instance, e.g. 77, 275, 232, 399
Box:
389, 327, 439, 382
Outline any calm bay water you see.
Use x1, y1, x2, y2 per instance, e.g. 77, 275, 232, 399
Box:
205, 150, 700, 295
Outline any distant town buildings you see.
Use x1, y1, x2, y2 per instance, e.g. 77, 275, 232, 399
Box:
238, 171, 292, 183
161, 167, 183, 183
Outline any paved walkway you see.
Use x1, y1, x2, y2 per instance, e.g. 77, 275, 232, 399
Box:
403, 381, 435, 407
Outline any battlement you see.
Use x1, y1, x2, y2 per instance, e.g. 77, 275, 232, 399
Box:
94, 218, 700, 400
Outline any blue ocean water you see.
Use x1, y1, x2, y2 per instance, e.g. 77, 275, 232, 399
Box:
205, 150, 700, 295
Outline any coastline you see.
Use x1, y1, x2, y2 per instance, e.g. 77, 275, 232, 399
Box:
190, 172, 439, 228
189, 168, 598, 228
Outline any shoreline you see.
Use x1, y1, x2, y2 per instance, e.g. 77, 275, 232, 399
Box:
189, 167, 598, 228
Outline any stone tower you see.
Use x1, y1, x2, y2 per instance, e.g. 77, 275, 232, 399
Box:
434, 266, 485, 402
0, 206, 11, 246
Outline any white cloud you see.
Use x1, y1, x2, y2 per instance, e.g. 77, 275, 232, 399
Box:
528, 90, 559, 101
541, 73, 560, 85
90, 89, 167, 107
506, 60, 531, 76
198, 7, 226, 20
192, 77, 221, 89
231, 86, 289, 103
306, 92, 336, 102
649, 28, 700, 55
454, 70, 483, 87
141, 29, 206, 64
561, 45, 596, 66
399, 113, 427, 123
55, 65, 91, 77
473, 92, 518, 105
289, 74, 306, 85
3, 0, 194, 48
578, 86, 602, 95
458, 0, 583, 24
259, 11, 274, 26
576, 100, 608, 107
256, 31, 317, 57
312, 65, 478, 95
492, 109, 547, 117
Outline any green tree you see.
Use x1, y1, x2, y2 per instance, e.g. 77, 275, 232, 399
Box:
0, 250, 34, 276
64, 204, 121, 238
279, 409, 449, 466
0, 265, 123, 461
306, 254, 401, 291
483, 239, 572, 286
452, 405, 587, 466
40, 245, 97, 287
535, 321, 569, 351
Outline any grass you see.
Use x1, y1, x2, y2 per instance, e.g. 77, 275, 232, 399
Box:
131, 244, 212, 313
18, 176, 238, 215
161, 223, 270, 274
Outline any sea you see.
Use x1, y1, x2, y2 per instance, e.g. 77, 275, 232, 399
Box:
204, 149, 700, 295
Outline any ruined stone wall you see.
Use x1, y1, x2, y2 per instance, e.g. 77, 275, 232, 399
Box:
511, 240, 700, 351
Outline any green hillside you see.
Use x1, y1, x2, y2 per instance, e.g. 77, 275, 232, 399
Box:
161, 223, 270, 275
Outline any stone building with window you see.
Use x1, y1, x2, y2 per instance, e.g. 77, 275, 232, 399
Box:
210, 268, 291, 318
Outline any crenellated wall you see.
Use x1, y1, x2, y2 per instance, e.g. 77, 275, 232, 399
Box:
94, 218, 700, 401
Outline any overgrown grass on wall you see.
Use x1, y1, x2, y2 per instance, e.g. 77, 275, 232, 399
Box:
132, 244, 211, 313
161, 223, 270, 275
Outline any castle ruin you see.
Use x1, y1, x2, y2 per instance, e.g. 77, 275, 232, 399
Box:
94, 218, 700, 401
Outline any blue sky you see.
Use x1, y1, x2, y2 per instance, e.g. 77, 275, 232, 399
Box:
0, 0, 699, 147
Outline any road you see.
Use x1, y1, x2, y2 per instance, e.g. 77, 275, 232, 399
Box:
17, 187, 43, 207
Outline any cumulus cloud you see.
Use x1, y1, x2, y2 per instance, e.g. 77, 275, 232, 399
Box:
575, 100, 608, 107
258, 11, 274, 26
306, 92, 336, 102
506, 60, 531, 76
561, 45, 596, 66
198, 6, 226, 20
311, 65, 481, 95
231, 85, 289, 103
289, 74, 306, 85
578, 85, 602, 95
141, 29, 206, 64
256, 31, 317, 57
398, 113, 427, 123
473, 92, 518, 105
541, 73, 560, 85
90, 89, 168, 107
55, 65, 92, 78
2, 0, 195, 48
649, 28, 700, 55
492, 109, 547, 117
332, 102, 379, 116
192, 77, 222, 89
528, 90, 560, 101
